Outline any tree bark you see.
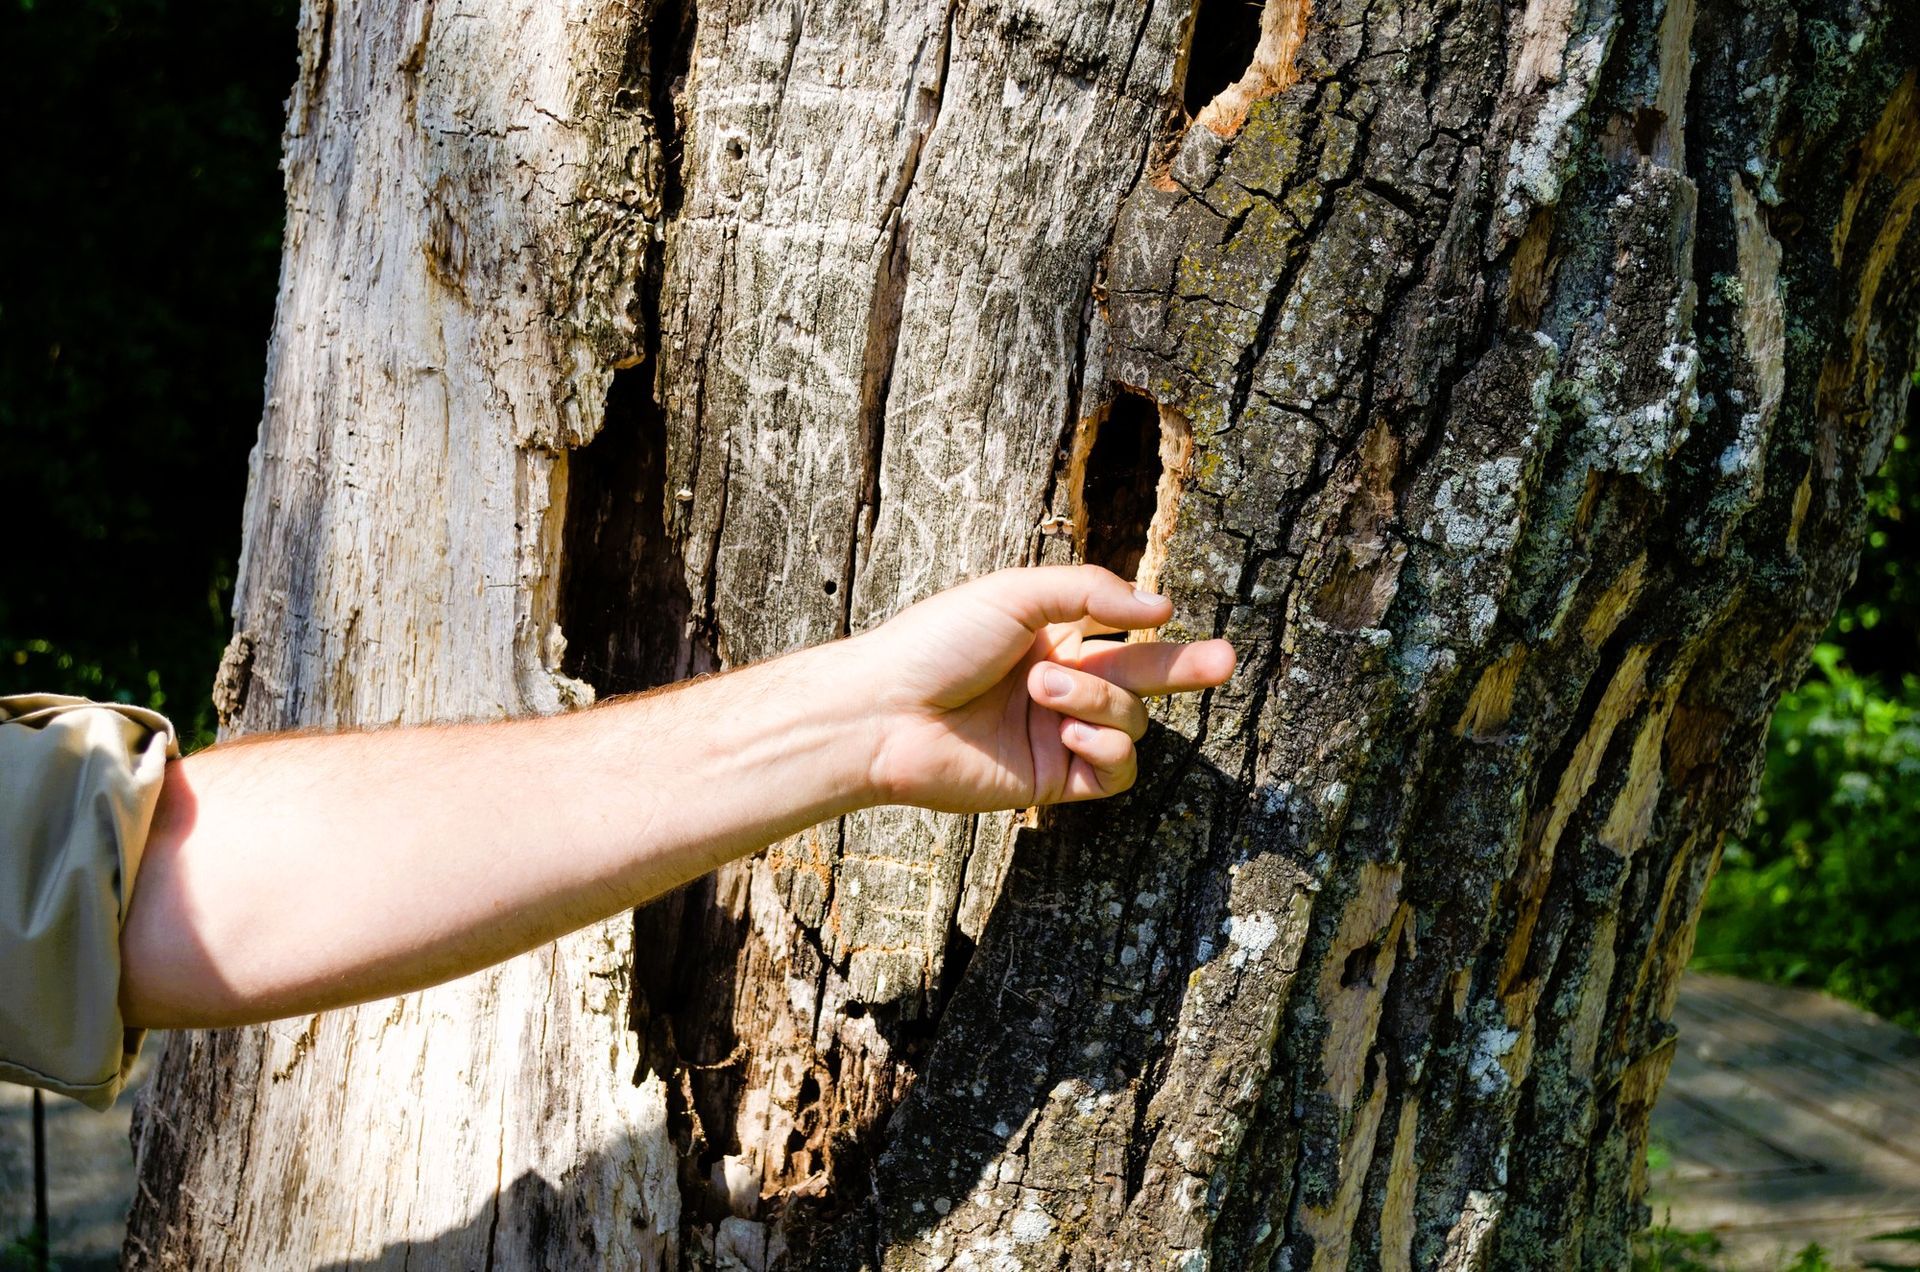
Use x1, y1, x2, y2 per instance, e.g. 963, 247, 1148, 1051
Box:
126, 0, 1917, 1267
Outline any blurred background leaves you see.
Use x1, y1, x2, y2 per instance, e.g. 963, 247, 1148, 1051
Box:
0, 0, 297, 750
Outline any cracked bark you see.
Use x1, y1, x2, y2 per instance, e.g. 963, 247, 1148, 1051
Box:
128, 0, 1916, 1267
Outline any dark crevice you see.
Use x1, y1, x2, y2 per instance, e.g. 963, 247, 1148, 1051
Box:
557, 366, 698, 696
480, 1177, 501, 1272
1082, 388, 1165, 579
630, 875, 752, 1231
847, 216, 910, 632
616, 0, 696, 216
1631, 106, 1666, 156
1360, 175, 1424, 222
694, 440, 730, 652
312, 0, 335, 96
929, 928, 977, 1025
1041, 288, 1100, 563
1123, 1084, 1155, 1202
1341, 938, 1382, 988
1183, 0, 1266, 118
558, 318, 728, 1243
650, 0, 696, 219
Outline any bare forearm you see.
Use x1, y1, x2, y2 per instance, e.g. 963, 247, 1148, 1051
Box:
116, 566, 1236, 1031
120, 640, 878, 1028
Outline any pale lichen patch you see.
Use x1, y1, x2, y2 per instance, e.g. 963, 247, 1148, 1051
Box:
1467, 1024, 1521, 1096
1226, 911, 1282, 965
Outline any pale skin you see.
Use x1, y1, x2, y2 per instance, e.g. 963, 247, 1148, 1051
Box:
121, 565, 1236, 1030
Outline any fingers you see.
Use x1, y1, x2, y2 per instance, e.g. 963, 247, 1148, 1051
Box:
1067, 615, 1129, 639
1064, 638, 1237, 697
1027, 661, 1149, 740
1057, 717, 1136, 801
973, 564, 1172, 635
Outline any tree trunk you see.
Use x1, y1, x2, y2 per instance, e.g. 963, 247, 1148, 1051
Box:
125, 0, 1917, 1266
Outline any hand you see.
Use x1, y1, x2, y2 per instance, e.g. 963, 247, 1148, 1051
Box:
855, 565, 1236, 812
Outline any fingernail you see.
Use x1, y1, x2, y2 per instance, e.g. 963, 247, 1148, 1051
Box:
1043, 667, 1073, 699
1133, 586, 1166, 604
1066, 719, 1093, 741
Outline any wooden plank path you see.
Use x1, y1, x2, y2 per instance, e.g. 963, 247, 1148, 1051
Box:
1650, 973, 1920, 1270
0, 1040, 160, 1270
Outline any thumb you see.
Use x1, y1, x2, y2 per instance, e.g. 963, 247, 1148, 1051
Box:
969, 564, 1173, 634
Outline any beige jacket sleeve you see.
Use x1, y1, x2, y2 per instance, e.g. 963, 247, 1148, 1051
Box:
1, 693, 178, 1109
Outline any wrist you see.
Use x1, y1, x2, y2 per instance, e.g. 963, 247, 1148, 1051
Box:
809, 631, 895, 811
585, 640, 888, 870
702, 634, 894, 818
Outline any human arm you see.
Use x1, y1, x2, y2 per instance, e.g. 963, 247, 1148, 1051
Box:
119, 566, 1235, 1029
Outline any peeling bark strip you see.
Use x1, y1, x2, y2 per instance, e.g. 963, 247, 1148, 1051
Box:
128, 0, 1916, 1268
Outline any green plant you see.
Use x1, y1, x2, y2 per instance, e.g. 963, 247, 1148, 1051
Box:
1631, 1222, 1859, 1272
1781, 1244, 1843, 1272
1834, 428, 1919, 685
1693, 645, 1920, 1029
1633, 1221, 1726, 1272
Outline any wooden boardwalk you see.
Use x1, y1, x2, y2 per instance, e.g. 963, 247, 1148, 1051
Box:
1650, 973, 1920, 1270
0, 1041, 158, 1270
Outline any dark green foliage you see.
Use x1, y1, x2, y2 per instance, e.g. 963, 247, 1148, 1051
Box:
1630, 1221, 1726, 1272
0, 0, 296, 749
1835, 425, 1920, 683
1693, 640, 1920, 1028
1693, 421, 1920, 1030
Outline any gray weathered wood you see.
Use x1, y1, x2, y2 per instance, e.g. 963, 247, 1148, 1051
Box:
1650, 973, 1920, 1271
127, 0, 1919, 1266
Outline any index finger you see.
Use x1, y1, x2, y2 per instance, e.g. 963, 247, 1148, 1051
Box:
1062, 639, 1237, 697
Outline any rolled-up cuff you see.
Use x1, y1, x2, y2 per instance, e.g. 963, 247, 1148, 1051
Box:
1, 693, 177, 1110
